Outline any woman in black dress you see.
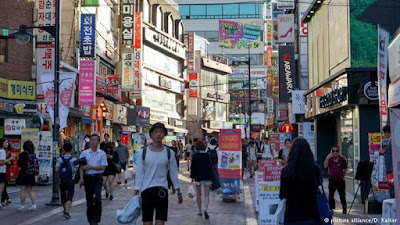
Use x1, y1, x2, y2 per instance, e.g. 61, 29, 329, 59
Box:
102, 142, 119, 200
16, 140, 37, 211
279, 138, 321, 225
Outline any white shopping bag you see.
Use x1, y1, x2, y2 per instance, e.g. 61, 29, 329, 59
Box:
274, 198, 286, 225
188, 184, 196, 198
124, 170, 132, 180
117, 195, 141, 224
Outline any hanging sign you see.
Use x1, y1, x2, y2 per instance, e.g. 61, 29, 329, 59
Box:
78, 60, 96, 105
121, 0, 134, 46
80, 14, 96, 57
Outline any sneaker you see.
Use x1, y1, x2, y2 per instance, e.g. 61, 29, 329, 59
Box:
29, 205, 37, 211
109, 195, 113, 200
18, 205, 26, 211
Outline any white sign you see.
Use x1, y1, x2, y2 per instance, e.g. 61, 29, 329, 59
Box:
298, 1, 312, 36
150, 110, 168, 123
144, 27, 185, 59
277, 14, 295, 43
210, 121, 223, 129
388, 33, 400, 82
292, 90, 306, 114
4, 119, 26, 135
277, 0, 295, 10
254, 171, 264, 212
259, 182, 280, 225
303, 122, 315, 156
121, 51, 134, 92
114, 104, 127, 125
37, 131, 52, 185
36, 0, 55, 42
378, 26, 389, 128
36, 44, 55, 97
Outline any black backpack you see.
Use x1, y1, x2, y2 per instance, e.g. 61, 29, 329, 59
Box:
59, 156, 73, 184
208, 146, 218, 166
26, 153, 39, 175
143, 146, 173, 189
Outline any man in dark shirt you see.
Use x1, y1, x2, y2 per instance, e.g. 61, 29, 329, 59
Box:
381, 125, 394, 198
324, 145, 348, 214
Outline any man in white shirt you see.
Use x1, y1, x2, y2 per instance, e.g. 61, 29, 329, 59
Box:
134, 123, 183, 225
247, 141, 257, 178
261, 137, 274, 159
79, 134, 108, 225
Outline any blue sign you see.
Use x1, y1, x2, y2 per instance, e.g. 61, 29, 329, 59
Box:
80, 14, 96, 57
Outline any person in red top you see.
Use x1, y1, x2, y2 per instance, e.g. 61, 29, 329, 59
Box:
324, 145, 348, 214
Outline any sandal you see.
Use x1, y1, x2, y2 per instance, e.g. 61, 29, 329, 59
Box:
197, 212, 203, 216
64, 212, 71, 219
204, 211, 209, 219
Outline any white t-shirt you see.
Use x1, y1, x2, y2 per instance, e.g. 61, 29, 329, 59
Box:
0, 149, 6, 173
262, 143, 273, 158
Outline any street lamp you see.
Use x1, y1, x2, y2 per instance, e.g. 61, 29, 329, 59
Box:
11, 0, 61, 206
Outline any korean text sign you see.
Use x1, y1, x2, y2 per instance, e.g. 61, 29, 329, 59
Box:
218, 129, 242, 178
8, 80, 36, 100
79, 60, 96, 105
122, 0, 134, 46
37, 0, 55, 42
80, 14, 96, 57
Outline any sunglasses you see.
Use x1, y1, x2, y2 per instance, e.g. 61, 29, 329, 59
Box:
332, 150, 339, 152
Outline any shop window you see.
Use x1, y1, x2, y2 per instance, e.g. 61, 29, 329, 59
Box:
0, 38, 7, 62
143, 0, 150, 23
340, 110, 354, 177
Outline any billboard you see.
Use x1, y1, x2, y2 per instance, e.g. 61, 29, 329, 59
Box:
219, 20, 262, 49
277, 14, 295, 43
278, 46, 295, 103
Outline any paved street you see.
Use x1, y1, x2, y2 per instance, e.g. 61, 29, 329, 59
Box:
0, 161, 254, 225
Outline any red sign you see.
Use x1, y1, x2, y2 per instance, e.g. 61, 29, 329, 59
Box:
264, 163, 282, 182
189, 73, 198, 98
266, 47, 272, 68
134, 12, 142, 48
280, 123, 294, 133
258, 159, 277, 171
219, 129, 242, 151
268, 133, 280, 153
8, 140, 21, 182
96, 74, 106, 94
218, 129, 242, 178
106, 75, 119, 94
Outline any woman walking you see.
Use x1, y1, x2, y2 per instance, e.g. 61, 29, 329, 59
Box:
16, 140, 38, 211
185, 140, 193, 171
279, 138, 321, 225
190, 139, 214, 219
102, 142, 120, 200
1, 142, 13, 206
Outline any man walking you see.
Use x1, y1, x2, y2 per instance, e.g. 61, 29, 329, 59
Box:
381, 125, 394, 198
56, 142, 78, 219
115, 139, 130, 185
134, 123, 182, 225
79, 134, 108, 225
99, 133, 110, 151
324, 145, 348, 214
261, 137, 274, 159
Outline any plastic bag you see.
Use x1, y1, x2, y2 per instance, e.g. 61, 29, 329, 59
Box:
117, 195, 141, 224
274, 198, 286, 225
188, 184, 196, 198
124, 170, 132, 180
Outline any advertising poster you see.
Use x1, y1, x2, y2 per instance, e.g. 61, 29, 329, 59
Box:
277, 14, 295, 43
21, 129, 40, 152
368, 133, 388, 190
37, 131, 52, 184
132, 133, 149, 165
218, 129, 242, 179
254, 171, 264, 212
268, 133, 280, 155
278, 46, 295, 103
78, 60, 96, 105
389, 109, 400, 222
36, 44, 55, 98
7, 140, 21, 182
218, 20, 262, 49
259, 181, 280, 225
279, 133, 292, 148
132, 49, 142, 99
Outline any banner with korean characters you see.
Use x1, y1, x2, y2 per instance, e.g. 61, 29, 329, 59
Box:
134, 12, 142, 48
80, 14, 96, 57
41, 72, 77, 130
36, 44, 55, 98
122, 49, 134, 92
7, 140, 21, 182
189, 73, 198, 98
121, 0, 134, 46
8, 80, 36, 100
4, 119, 26, 135
37, 131, 53, 185
187, 32, 195, 71
258, 182, 281, 225
218, 129, 242, 178
36, 0, 55, 42
377, 26, 389, 130
79, 60, 96, 105
129, 49, 142, 99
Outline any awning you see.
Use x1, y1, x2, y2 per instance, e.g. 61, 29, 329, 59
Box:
81, 117, 93, 124
165, 124, 188, 134
202, 127, 220, 133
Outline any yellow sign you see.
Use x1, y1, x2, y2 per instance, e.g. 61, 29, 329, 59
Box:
7, 80, 36, 100
0, 78, 8, 98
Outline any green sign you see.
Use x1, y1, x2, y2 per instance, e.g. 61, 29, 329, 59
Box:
82, 0, 99, 6
2, 29, 8, 37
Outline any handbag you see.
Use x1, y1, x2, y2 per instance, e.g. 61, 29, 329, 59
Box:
274, 198, 286, 225
315, 176, 333, 225
208, 155, 221, 191
114, 162, 122, 174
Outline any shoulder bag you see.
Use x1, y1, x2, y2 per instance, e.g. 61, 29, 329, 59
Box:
315, 176, 333, 225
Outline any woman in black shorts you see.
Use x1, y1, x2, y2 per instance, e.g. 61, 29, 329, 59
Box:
102, 143, 119, 200
16, 141, 37, 211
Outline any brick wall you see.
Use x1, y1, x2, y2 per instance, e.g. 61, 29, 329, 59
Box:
0, 0, 34, 81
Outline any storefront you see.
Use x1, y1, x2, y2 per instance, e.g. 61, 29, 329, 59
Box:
305, 69, 381, 193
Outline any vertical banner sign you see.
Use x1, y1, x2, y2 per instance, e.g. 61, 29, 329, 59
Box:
122, 50, 134, 91
259, 182, 280, 225
189, 73, 198, 98
218, 129, 242, 178
36, 0, 55, 42
266, 20, 273, 68
389, 109, 400, 221
277, 14, 295, 43
265, 0, 272, 20
37, 131, 52, 185
278, 46, 295, 103
41, 72, 77, 130
8, 140, 21, 182
36, 44, 55, 98
80, 14, 96, 57
132, 49, 142, 99
187, 32, 195, 71
292, 90, 306, 114
377, 26, 389, 129
121, 0, 134, 46
134, 12, 142, 48
79, 60, 96, 106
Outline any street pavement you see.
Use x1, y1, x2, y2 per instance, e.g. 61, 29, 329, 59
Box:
0, 161, 253, 225
0, 161, 384, 225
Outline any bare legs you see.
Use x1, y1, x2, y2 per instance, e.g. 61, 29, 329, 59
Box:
203, 184, 210, 212
196, 185, 202, 214
102, 175, 115, 199
20, 185, 35, 206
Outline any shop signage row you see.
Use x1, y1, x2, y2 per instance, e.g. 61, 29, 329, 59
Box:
319, 87, 347, 108
0, 78, 36, 100
144, 27, 185, 59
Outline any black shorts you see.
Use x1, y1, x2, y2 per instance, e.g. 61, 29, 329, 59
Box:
120, 162, 127, 171
0, 173, 6, 183
141, 187, 168, 222
60, 182, 75, 204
